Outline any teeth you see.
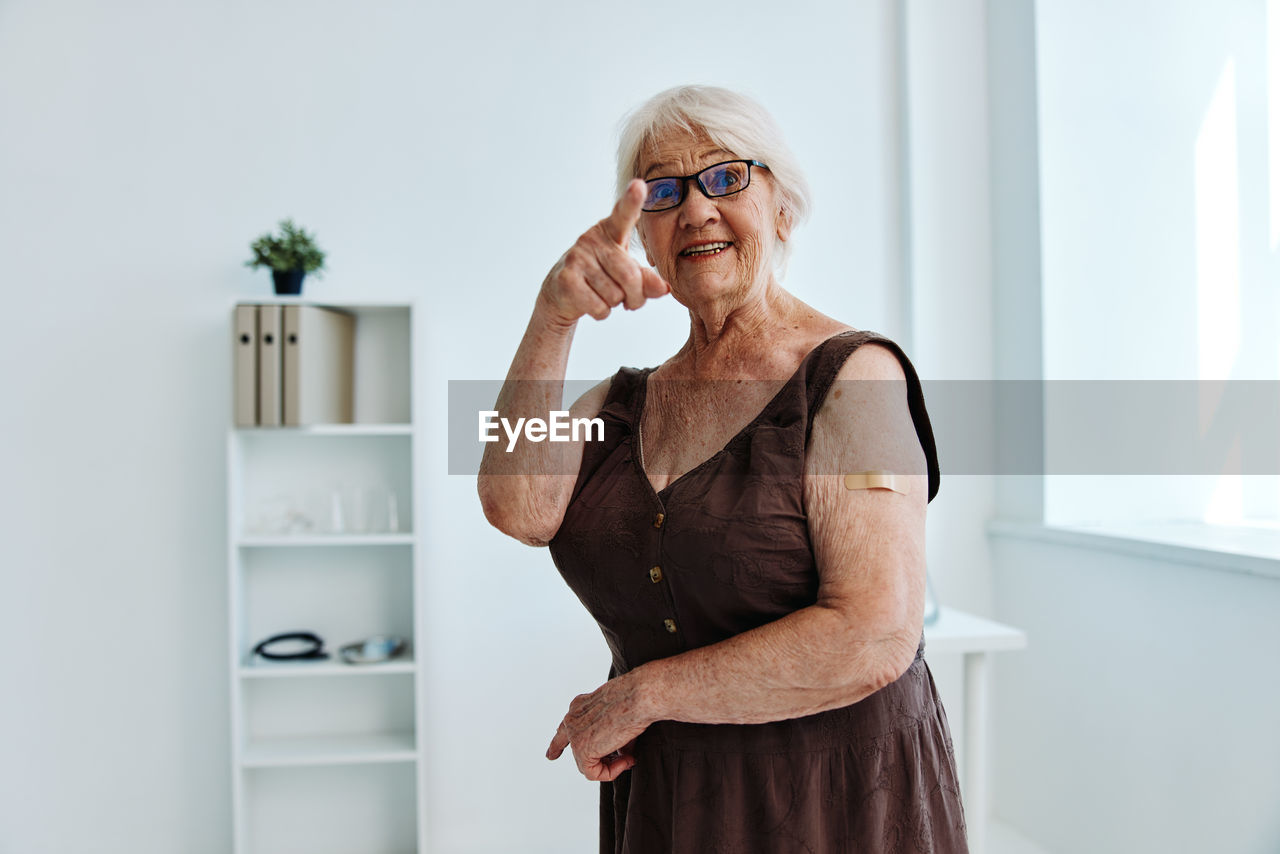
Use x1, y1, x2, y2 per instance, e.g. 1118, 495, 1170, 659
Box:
683, 242, 731, 256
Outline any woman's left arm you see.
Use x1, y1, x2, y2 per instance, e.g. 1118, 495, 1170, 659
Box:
547, 343, 929, 780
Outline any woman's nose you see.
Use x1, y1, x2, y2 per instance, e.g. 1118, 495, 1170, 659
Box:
678, 188, 720, 229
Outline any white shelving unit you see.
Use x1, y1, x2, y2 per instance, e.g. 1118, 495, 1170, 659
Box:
226, 298, 424, 854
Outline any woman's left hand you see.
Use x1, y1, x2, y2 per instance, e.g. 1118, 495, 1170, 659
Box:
546, 671, 653, 781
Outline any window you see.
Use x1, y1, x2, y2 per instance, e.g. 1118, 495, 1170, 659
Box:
1035, 0, 1280, 529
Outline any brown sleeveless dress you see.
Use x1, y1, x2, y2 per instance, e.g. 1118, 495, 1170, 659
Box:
548, 330, 968, 854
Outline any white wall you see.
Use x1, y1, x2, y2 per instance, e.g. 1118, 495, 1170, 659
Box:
1, 2, 1005, 852
990, 533, 1280, 854
904, 0, 997, 625
891, 2, 1004, 793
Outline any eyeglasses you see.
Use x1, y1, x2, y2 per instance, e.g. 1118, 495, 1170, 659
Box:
641, 159, 769, 212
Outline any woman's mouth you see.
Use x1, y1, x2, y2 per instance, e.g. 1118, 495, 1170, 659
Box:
679, 241, 732, 258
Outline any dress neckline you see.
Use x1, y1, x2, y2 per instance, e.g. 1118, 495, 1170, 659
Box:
632, 329, 857, 499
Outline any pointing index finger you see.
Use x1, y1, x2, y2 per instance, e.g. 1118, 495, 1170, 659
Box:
547, 720, 569, 759
600, 179, 646, 247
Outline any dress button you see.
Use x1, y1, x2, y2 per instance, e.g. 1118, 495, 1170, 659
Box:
653, 512, 665, 529
663, 618, 677, 634
649, 565, 663, 583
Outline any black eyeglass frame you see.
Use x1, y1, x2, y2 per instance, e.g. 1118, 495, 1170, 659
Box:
641, 159, 770, 212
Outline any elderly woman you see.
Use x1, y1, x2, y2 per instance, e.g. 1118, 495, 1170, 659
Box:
478, 85, 965, 853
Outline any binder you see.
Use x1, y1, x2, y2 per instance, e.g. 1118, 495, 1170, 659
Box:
283, 305, 355, 425
257, 304, 284, 427
233, 304, 258, 426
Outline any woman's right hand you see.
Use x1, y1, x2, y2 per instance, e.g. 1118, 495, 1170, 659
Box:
480, 180, 666, 545
538, 179, 671, 326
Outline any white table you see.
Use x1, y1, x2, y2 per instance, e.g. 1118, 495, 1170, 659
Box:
923, 607, 1027, 854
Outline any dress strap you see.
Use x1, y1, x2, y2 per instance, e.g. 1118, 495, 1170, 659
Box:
802, 330, 942, 504
594, 366, 648, 432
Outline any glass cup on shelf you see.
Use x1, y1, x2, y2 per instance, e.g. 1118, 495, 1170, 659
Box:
345, 485, 401, 535
386, 491, 400, 534
349, 485, 374, 534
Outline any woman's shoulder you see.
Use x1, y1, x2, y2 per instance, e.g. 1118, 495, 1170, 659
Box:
803, 321, 915, 377
568, 366, 650, 425
801, 327, 918, 421
830, 333, 910, 378
805, 327, 941, 503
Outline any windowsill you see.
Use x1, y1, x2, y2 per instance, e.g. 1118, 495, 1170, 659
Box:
986, 517, 1280, 580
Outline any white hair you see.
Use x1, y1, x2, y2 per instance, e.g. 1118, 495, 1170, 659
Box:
615, 85, 812, 271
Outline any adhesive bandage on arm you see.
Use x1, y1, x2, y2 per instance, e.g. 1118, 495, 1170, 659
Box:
843, 471, 910, 495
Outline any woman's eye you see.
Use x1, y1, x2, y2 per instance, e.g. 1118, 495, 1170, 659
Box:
646, 181, 679, 206
707, 170, 739, 194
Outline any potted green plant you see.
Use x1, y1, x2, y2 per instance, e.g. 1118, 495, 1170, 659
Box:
244, 218, 327, 295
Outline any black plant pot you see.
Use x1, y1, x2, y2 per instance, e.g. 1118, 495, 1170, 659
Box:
272, 269, 306, 296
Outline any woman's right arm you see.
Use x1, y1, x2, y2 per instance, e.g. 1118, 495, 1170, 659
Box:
477, 179, 668, 546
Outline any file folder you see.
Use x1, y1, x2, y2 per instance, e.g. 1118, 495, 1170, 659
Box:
233, 304, 258, 426
283, 305, 355, 425
257, 304, 284, 427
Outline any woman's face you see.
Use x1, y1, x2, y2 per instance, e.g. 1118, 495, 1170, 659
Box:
636, 127, 790, 310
